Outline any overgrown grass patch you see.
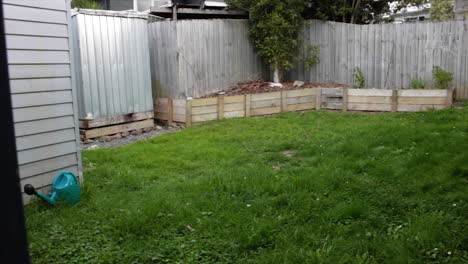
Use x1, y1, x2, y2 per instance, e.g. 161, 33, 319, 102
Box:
26, 109, 467, 263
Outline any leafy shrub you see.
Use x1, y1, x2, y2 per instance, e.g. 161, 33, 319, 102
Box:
410, 77, 425, 89
72, 0, 102, 9
353, 67, 365, 88
432, 66, 453, 89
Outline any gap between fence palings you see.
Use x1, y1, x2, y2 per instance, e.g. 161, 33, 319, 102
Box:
171, 87, 454, 127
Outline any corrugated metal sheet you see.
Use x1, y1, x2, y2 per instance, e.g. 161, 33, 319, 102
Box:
149, 19, 269, 99
72, 10, 153, 119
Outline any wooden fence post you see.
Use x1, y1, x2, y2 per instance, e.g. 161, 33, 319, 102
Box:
245, 94, 251, 117
342, 87, 348, 112
218, 95, 224, 119
316, 88, 322, 110
185, 98, 192, 126
446, 88, 454, 108
281, 91, 287, 112
168, 98, 173, 124
391, 89, 398, 113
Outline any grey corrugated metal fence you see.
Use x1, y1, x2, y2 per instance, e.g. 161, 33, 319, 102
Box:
149, 19, 269, 99
72, 9, 153, 119
289, 20, 468, 99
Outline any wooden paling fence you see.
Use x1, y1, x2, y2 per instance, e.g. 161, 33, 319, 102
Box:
155, 88, 453, 126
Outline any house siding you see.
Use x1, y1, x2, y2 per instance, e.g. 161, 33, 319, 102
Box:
3, 0, 82, 204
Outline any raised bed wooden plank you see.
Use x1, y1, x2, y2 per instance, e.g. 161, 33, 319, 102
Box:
286, 103, 316, 112
224, 102, 245, 112
348, 103, 392, 112
321, 87, 343, 96
192, 113, 218, 122
192, 97, 217, 107
173, 99, 186, 108
81, 119, 154, 139
348, 96, 392, 104
79, 111, 154, 129
224, 110, 245, 118
224, 95, 245, 104
173, 114, 186, 123
251, 99, 281, 109
397, 104, 446, 112
192, 105, 218, 115
251, 91, 281, 102
286, 95, 315, 105
251, 106, 281, 116
286, 88, 316, 97
398, 97, 446, 105
348, 89, 392, 96
398, 89, 447, 97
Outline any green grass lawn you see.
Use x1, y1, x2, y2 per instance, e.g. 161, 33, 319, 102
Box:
26, 109, 467, 264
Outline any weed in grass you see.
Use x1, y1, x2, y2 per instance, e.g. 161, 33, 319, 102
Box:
25, 109, 468, 263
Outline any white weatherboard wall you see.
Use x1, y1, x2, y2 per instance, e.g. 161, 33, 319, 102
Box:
4, 0, 82, 204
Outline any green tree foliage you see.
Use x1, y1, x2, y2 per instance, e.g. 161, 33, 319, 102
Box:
429, 0, 454, 21
227, 0, 309, 82
72, 0, 102, 9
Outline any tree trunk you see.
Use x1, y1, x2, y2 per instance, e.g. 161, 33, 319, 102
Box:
273, 68, 280, 83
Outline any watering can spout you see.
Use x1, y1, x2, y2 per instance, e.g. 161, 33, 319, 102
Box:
23, 171, 80, 205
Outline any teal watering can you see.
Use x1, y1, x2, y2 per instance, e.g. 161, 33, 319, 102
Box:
24, 171, 81, 205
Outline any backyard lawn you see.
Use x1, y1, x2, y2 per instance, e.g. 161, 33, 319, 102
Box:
26, 108, 467, 264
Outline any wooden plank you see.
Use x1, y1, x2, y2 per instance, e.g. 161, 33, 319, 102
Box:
391, 89, 398, 113
11, 90, 72, 108
218, 96, 224, 119
316, 88, 322, 110
79, 111, 154, 129
251, 99, 281, 109
173, 114, 186, 123
285, 88, 317, 97
9, 64, 70, 79
397, 104, 446, 112
398, 89, 447, 97
251, 91, 281, 102
192, 105, 218, 115
251, 106, 281, 116
281, 91, 286, 112
245, 94, 251, 117
4, 19, 68, 37
81, 119, 154, 139
10, 78, 71, 94
348, 89, 392, 96
192, 113, 218, 122
286, 103, 316, 112
348, 103, 392, 112
186, 99, 192, 126
286, 95, 315, 105
224, 95, 244, 104
173, 99, 186, 108
13, 103, 73, 123
342, 87, 348, 112
8, 50, 69, 64
398, 97, 447, 105
18, 153, 77, 179
155, 112, 169, 120
224, 102, 244, 112
16, 128, 75, 151
348, 96, 392, 104
446, 89, 454, 108
168, 98, 174, 124
17, 141, 76, 165
321, 87, 343, 96
15, 116, 75, 137
192, 97, 218, 107
224, 110, 245, 118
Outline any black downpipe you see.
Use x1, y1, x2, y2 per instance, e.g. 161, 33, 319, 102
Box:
0, 1, 31, 263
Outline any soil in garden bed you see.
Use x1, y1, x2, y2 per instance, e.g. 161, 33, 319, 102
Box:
203, 79, 349, 97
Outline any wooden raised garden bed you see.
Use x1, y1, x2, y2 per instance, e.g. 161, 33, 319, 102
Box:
155, 88, 454, 126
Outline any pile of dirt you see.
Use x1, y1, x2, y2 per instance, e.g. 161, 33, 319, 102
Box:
203, 79, 349, 97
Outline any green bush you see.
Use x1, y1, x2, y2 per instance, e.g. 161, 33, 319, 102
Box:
72, 0, 102, 9
432, 66, 453, 89
410, 77, 425, 89
353, 67, 365, 88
